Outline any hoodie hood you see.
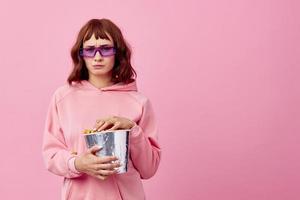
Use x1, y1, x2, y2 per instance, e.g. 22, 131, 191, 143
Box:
74, 80, 138, 92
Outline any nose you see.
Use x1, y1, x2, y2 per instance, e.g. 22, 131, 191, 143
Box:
94, 50, 103, 60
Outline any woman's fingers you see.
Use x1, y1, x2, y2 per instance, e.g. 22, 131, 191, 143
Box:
93, 161, 120, 171
87, 145, 102, 154
97, 169, 117, 176
99, 162, 121, 170
106, 121, 121, 131
95, 120, 115, 132
97, 174, 109, 180
93, 164, 119, 180
94, 116, 129, 132
93, 120, 106, 131
94, 155, 118, 164
97, 121, 111, 131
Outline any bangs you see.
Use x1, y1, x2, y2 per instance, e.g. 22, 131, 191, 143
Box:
83, 24, 111, 42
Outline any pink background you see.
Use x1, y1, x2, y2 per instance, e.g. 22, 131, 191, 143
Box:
0, 0, 299, 199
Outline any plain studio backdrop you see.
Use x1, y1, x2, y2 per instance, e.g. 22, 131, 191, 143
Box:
0, 0, 299, 199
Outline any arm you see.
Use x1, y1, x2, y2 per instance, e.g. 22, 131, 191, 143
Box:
42, 93, 83, 178
130, 98, 161, 179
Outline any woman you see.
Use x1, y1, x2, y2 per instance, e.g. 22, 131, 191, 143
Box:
42, 18, 161, 200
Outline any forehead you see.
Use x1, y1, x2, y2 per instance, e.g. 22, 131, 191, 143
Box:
83, 33, 114, 47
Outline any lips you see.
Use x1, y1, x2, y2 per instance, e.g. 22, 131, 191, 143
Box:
93, 65, 105, 68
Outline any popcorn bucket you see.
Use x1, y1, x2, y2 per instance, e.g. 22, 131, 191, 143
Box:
83, 129, 130, 174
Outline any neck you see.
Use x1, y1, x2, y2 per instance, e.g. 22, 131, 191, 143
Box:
88, 74, 114, 89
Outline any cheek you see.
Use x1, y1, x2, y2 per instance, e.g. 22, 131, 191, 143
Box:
106, 57, 115, 65
83, 58, 92, 66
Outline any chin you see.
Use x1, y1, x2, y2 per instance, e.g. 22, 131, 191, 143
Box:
93, 70, 113, 76
93, 72, 109, 76
88, 66, 113, 76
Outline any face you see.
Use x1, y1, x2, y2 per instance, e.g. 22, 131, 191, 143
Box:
82, 33, 115, 80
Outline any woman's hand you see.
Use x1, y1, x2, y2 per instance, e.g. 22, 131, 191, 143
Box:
93, 116, 136, 132
74, 146, 121, 180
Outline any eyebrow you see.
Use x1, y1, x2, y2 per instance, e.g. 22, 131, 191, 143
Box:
84, 44, 113, 48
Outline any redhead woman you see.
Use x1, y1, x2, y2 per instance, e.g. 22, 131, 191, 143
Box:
42, 18, 161, 200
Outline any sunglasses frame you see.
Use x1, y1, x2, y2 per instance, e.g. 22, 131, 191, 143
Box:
79, 46, 117, 58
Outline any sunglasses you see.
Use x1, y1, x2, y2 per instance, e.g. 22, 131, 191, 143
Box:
79, 45, 116, 58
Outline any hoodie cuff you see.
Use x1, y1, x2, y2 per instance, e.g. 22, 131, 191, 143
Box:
68, 156, 82, 175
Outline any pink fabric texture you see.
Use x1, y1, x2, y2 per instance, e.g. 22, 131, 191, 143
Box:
42, 80, 161, 200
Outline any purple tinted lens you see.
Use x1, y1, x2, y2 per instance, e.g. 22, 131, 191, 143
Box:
81, 47, 116, 57
101, 47, 116, 56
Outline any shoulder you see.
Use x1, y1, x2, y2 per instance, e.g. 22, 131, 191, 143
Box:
127, 91, 152, 108
52, 83, 77, 104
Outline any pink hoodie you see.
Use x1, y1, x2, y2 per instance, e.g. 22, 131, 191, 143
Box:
42, 80, 161, 200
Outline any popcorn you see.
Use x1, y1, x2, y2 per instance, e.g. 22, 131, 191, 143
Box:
82, 129, 97, 134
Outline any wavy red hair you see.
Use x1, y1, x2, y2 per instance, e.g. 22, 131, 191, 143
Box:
67, 18, 137, 85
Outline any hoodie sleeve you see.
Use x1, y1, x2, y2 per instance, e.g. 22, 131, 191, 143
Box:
129, 98, 161, 179
42, 92, 83, 178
